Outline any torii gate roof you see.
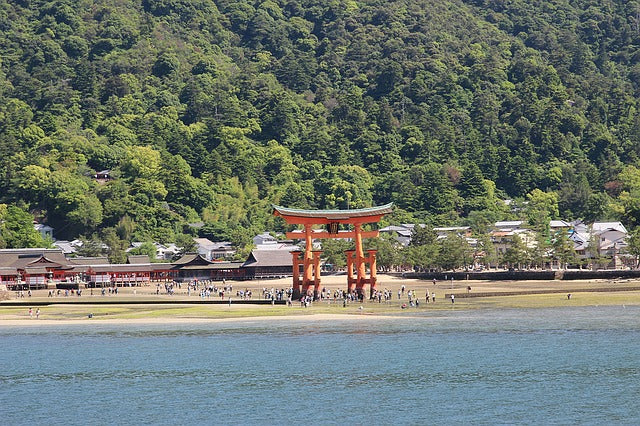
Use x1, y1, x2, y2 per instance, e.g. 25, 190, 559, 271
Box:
272, 203, 393, 224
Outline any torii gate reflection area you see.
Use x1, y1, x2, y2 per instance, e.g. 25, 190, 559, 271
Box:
272, 204, 393, 299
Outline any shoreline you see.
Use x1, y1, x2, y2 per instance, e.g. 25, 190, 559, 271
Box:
3, 274, 640, 324
0, 313, 408, 326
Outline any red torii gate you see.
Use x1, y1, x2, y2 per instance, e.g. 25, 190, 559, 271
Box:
272, 203, 393, 299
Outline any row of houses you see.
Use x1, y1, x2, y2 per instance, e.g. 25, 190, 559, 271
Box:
0, 248, 294, 290
51, 238, 236, 261
380, 220, 631, 268
51, 235, 297, 262
481, 220, 628, 263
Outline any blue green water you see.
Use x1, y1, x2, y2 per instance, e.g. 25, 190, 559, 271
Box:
1, 306, 640, 425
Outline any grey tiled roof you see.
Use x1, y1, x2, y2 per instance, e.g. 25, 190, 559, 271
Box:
243, 250, 292, 267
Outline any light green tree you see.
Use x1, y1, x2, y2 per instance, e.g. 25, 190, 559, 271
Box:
626, 227, 640, 269
501, 234, 528, 269
525, 189, 559, 231
551, 230, 577, 269
436, 234, 471, 271
527, 231, 550, 269
0, 205, 46, 248
476, 233, 497, 269
128, 242, 158, 262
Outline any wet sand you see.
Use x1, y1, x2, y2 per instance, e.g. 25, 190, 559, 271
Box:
0, 313, 407, 326
5, 273, 639, 299
2, 273, 640, 323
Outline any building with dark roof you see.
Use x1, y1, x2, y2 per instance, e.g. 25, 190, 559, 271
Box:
242, 250, 292, 279
0, 249, 72, 288
0, 247, 294, 290
171, 253, 244, 281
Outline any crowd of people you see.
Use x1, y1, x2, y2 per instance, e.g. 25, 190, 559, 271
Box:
16, 278, 455, 309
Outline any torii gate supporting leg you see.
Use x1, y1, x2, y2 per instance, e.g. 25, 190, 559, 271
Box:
354, 224, 366, 300
313, 251, 322, 300
302, 224, 313, 297
368, 250, 378, 299
345, 250, 356, 294
291, 251, 302, 299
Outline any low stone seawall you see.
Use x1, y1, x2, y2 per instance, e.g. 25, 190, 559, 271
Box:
445, 286, 640, 299
560, 270, 640, 280
399, 270, 640, 281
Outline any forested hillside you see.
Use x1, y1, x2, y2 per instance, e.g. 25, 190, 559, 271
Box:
2, 0, 640, 254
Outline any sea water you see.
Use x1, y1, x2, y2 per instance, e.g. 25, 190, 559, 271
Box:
1, 306, 640, 425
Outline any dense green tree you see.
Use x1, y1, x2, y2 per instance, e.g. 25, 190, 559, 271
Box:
458, 162, 490, 215
527, 231, 550, 270
501, 235, 529, 270
626, 227, 640, 269
176, 231, 197, 250
551, 230, 577, 269
368, 233, 402, 272
436, 234, 472, 271
476, 233, 497, 269
102, 227, 128, 264
0, 205, 46, 248
75, 236, 107, 258
128, 242, 157, 262
405, 225, 439, 271
321, 238, 352, 269
3, 0, 640, 250
525, 189, 559, 231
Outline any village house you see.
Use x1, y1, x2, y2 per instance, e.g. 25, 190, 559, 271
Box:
127, 242, 181, 261
253, 232, 300, 251
156, 243, 180, 260
193, 238, 236, 260
94, 169, 112, 182
253, 232, 277, 246
569, 222, 591, 260
493, 220, 525, 231
379, 224, 415, 246
434, 226, 472, 239
566, 221, 630, 268
34, 223, 53, 240
53, 239, 82, 255
549, 220, 572, 234
591, 222, 629, 268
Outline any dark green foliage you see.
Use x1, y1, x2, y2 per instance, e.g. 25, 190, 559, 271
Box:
1, 0, 640, 249
0, 205, 46, 248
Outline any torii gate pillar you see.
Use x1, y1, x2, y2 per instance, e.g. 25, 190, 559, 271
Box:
346, 249, 378, 299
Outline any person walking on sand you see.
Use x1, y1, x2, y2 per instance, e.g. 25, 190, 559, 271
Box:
451, 294, 455, 304
28, 307, 33, 318
432, 292, 436, 303
36, 308, 40, 319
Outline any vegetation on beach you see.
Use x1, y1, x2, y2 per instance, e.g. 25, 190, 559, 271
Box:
3, 290, 640, 321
